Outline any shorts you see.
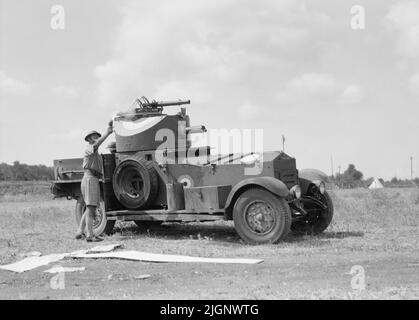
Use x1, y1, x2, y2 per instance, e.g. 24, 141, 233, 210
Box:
81, 174, 100, 207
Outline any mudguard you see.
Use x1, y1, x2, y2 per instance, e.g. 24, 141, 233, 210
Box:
224, 176, 289, 210
299, 168, 329, 194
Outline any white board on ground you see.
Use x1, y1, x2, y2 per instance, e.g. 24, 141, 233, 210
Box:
0, 243, 123, 273
0, 253, 68, 273
0, 245, 263, 273
86, 243, 123, 253
72, 250, 263, 264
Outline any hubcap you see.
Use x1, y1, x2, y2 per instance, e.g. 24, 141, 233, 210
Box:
245, 200, 276, 234
121, 168, 144, 199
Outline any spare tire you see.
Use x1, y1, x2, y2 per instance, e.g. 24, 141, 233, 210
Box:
112, 159, 159, 209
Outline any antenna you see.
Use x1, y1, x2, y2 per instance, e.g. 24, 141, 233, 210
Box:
282, 135, 285, 152
411, 156, 414, 181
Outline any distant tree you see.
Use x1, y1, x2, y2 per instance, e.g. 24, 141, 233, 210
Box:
390, 176, 399, 184
341, 164, 364, 188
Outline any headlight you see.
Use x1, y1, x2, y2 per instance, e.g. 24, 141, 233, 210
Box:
313, 181, 326, 194
319, 182, 325, 194
290, 185, 302, 199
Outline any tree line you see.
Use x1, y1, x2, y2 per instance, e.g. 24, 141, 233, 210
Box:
0, 161, 417, 188
329, 164, 419, 188
0, 161, 54, 181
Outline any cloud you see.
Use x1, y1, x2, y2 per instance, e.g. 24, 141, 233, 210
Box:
288, 73, 337, 95
0, 70, 31, 95
94, 0, 334, 110
408, 73, 419, 94
386, 1, 419, 58
341, 85, 364, 104
52, 86, 78, 98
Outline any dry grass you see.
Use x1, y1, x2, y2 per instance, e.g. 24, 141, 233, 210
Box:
0, 183, 418, 299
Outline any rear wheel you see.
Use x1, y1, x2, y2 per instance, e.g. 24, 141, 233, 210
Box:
291, 191, 334, 235
75, 198, 115, 236
233, 188, 291, 244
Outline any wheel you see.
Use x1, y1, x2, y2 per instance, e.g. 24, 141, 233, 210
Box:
112, 159, 159, 209
291, 191, 334, 235
233, 188, 291, 244
75, 198, 115, 236
134, 220, 163, 229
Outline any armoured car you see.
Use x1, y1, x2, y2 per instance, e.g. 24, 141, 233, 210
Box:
51, 97, 333, 244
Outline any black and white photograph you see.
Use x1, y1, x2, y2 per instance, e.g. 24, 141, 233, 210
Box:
0, 0, 418, 303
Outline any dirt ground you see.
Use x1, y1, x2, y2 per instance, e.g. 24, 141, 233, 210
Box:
0, 185, 418, 299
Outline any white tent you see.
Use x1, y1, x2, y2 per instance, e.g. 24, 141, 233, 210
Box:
369, 178, 384, 189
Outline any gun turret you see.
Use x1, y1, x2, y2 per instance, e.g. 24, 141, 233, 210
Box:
138, 96, 191, 109
114, 96, 190, 120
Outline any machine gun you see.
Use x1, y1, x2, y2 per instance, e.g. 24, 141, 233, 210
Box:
114, 96, 191, 120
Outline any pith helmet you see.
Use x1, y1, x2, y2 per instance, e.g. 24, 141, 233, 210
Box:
84, 130, 101, 141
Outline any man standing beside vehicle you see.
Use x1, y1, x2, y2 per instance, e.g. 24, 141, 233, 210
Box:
75, 120, 114, 242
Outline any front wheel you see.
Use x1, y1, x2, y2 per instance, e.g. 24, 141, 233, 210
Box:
291, 191, 334, 235
233, 188, 291, 244
75, 198, 115, 236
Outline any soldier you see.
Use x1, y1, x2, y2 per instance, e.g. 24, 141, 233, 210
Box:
75, 121, 114, 242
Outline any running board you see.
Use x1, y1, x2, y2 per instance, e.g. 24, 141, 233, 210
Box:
106, 209, 225, 222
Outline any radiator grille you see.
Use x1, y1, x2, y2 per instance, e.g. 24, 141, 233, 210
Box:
273, 158, 298, 188
279, 169, 298, 188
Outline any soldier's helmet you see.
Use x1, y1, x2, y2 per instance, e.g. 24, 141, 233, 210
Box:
84, 130, 101, 142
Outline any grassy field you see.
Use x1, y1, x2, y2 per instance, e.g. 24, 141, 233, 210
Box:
0, 181, 418, 299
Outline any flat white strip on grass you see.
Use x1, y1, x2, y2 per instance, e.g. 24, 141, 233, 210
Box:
71, 250, 263, 264
0, 253, 69, 273
0, 244, 262, 273
86, 243, 123, 253
0, 243, 123, 273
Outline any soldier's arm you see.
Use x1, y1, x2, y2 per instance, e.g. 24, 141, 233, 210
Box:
93, 121, 113, 151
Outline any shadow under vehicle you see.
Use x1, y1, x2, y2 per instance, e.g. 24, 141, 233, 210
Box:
51, 97, 333, 244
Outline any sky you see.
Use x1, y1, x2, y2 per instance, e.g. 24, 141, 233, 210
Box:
0, 0, 418, 179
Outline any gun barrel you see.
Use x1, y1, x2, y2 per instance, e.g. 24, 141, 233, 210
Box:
143, 99, 191, 107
